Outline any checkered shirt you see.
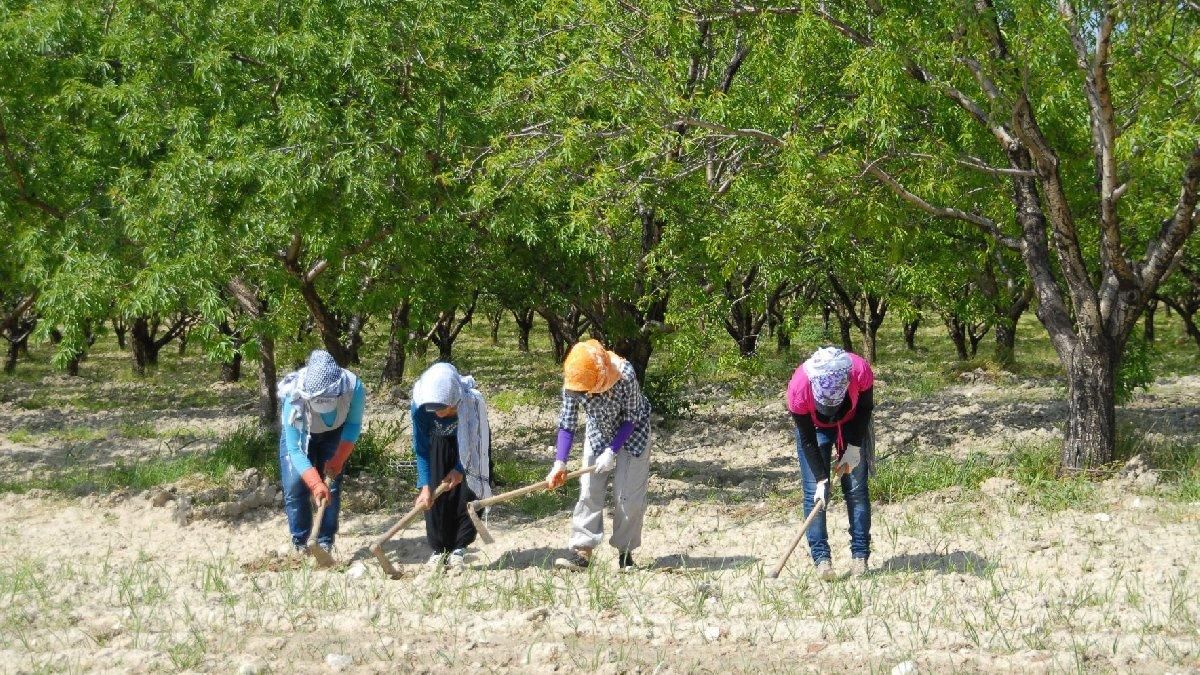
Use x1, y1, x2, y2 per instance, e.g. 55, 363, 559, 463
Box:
557, 359, 651, 456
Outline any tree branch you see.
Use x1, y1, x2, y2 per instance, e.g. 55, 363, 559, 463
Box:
1139, 140, 1200, 294
0, 113, 66, 220
864, 162, 1020, 250
670, 118, 785, 147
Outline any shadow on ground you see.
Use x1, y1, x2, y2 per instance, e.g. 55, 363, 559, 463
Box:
478, 546, 560, 571
651, 553, 757, 572
875, 550, 992, 576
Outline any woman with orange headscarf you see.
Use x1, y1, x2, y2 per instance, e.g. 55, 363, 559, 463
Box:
545, 340, 651, 571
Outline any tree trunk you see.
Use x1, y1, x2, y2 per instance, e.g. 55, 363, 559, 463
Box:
4, 340, 18, 374
512, 307, 535, 353
220, 353, 242, 382
226, 278, 277, 427
968, 323, 990, 358
344, 314, 367, 365
428, 292, 479, 363
130, 317, 156, 376
112, 317, 127, 350
776, 321, 791, 352
258, 334, 279, 430
1062, 340, 1117, 472
381, 299, 412, 387
861, 323, 879, 363
903, 317, 920, 350
613, 333, 654, 383
1178, 309, 1200, 349
836, 312, 854, 353
66, 352, 82, 376
1143, 299, 1156, 343
994, 321, 1017, 366
177, 330, 188, 356
488, 310, 503, 345
945, 316, 970, 360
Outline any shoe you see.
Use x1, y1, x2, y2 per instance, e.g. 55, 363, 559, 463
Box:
815, 559, 836, 582
292, 543, 309, 556
553, 548, 591, 571
447, 548, 467, 570
618, 550, 636, 571
427, 552, 447, 568
850, 558, 869, 578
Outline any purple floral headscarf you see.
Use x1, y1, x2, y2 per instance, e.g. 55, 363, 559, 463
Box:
803, 347, 853, 408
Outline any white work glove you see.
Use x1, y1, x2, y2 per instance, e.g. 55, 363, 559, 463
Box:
546, 459, 568, 489
813, 479, 828, 507
834, 444, 862, 476
592, 447, 617, 474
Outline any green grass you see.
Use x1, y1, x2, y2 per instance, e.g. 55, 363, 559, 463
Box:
5, 428, 34, 444
0, 424, 278, 496
872, 452, 1000, 503
868, 437, 1200, 510
488, 389, 543, 413
490, 450, 577, 519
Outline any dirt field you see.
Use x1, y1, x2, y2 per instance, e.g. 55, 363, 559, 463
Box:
1, 367, 1198, 674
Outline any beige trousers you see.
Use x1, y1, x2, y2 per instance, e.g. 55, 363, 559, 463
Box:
568, 438, 651, 552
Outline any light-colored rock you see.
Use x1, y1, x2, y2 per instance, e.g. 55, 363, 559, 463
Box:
523, 642, 563, 665
346, 561, 368, 580
149, 488, 174, 507
172, 496, 192, 527
981, 477, 1021, 498
1094, 513, 1112, 523
324, 653, 353, 671
1134, 471, 1159, 489
703, 624, 724, 641
523, 606, 549, 623
237, 657, 267, 675
891, 660, 919, 675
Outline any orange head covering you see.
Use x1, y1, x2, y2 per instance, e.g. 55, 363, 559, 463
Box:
563, 339, 626, 394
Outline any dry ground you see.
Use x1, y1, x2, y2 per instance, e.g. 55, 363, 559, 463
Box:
1, 365, 1198, 674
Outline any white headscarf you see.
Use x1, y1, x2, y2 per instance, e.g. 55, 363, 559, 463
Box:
413, 363, 492, 500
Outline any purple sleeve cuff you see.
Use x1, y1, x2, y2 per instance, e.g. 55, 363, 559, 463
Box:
555, 428, 574, 462
610, 421, 635, 452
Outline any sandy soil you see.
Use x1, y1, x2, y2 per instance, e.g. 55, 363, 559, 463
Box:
1, 377, 1198, 674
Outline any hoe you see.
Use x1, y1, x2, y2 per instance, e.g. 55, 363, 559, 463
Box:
766, 495, 826, 579
371, 479, 453, 578
307, 478, 337, 568
466, 465, 596, 544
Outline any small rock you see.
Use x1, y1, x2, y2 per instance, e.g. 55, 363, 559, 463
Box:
523, 607, 549, 623
149, 489, 174, 508
172, 496, 193, 527
523, 642, 563, 665
1119, 454, 1150, 478
1134, 471, 1159, 489
237, 658, 267, 675
702, 625, 724, 641
891, 661, 919, 675
981, 477, 1021, 498
324, 653, 354, 671
1094, 513, 1112, 522
346, 562, 368, 580
72, 481, 99, 497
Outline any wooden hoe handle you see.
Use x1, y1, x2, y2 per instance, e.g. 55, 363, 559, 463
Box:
471, 465, 596, 510
767, 498, 826, 579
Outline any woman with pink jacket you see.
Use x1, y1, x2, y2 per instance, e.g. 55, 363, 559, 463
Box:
786, 346, 876, 580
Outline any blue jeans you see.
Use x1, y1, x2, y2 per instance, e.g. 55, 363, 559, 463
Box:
279, 428, 345, 549
796, 427, 871, 563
